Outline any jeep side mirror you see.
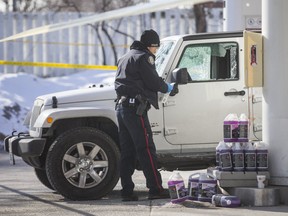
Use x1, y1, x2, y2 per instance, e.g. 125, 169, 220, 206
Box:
169, 68, 190, 96
171, 68, 190, 84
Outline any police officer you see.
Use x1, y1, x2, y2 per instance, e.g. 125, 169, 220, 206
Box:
115, 29, 173, 201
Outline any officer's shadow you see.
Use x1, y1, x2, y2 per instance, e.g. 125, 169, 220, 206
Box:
104, 189, 215, 209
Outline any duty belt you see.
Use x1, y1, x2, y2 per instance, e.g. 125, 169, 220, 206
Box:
117, 95, 149, 116
117, 96, 138, 107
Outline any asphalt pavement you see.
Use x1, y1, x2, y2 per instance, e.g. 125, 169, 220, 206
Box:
1, 150, 288, 216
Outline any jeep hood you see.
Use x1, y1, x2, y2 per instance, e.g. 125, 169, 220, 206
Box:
37, 85, 116, 106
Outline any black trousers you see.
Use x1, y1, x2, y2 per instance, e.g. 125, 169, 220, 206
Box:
116, 103, 164, 196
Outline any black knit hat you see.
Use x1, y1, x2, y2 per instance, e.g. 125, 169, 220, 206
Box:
140, 29, 160, 47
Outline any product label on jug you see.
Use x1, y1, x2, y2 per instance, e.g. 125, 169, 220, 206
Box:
239, 124, 248, 139
233, 152, 244, 169
199, 182, 216, 198
188, 181, 198, 198
168, 182, 186, 199
245, 152, 256, 169
223, 125, 231, 139
220, 152, 232, 169
257, 152, 268, 169
224, 123, 239, 141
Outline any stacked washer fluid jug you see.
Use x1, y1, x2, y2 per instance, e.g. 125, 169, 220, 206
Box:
218, 113, 268, 172
232, 142, 245, 172
244, 141, 257, 172
223, 113, 240, 143
255, 141, 269, 172
216, 141, 233, 171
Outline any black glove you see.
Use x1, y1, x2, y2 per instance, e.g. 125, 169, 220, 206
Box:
169, 83, 179, 96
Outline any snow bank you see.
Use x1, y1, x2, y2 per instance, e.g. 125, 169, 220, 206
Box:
0, 70, 116, 147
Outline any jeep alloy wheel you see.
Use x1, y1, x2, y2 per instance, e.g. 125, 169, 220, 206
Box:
46, 127, 120, 200
62, 141, 109, 188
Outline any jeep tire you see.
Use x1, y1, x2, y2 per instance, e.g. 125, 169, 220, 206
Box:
34, 168, 54, 191
45, 127, 120, 200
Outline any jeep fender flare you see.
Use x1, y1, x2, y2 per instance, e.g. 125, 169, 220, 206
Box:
33, 107, 118, 128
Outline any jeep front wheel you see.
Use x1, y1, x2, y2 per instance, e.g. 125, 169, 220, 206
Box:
34, 168, 54, 191
46, 127, 120, 200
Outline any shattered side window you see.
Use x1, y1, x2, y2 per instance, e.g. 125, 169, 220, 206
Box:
177, 42, 239, 82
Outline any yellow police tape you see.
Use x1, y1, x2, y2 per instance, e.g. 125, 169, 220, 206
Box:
0, 60, 117, 70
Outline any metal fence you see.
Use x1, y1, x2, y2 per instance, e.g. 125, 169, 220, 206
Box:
0, 8, 223, 77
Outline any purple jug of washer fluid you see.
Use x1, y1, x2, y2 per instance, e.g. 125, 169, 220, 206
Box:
168, 172, 187, 204
198, 173, 217, 203
219, 142, 233, 171
216, 141, 226, 170
255, 142, 268, 171
223, 113, 239, 142
238, 113, 249, 142
187, 173, 200, 200
232, 143, 245, 172
244, 142, 257, 172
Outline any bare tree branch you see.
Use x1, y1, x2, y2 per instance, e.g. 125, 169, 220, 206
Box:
101, 21, 118, 65
88, 23, 106, 65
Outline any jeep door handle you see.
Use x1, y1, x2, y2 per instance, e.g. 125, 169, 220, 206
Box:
224, 90, 245, 96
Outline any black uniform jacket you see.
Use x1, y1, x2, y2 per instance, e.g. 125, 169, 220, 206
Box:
115, 41, 168, 109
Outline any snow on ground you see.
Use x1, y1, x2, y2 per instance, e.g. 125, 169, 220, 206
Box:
0, 70, 116, 147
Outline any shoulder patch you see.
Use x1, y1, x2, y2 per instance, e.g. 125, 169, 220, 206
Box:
148, 56, 155, 65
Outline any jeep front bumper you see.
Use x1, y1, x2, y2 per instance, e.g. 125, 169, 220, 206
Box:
4, 133, 46, 159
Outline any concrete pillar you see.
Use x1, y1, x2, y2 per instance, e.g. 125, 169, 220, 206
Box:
262, 0, 288, 185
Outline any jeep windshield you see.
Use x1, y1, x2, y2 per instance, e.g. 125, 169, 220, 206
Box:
155, 40, 176, 76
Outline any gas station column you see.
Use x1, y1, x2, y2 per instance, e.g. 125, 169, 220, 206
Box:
262, 0, 288, 185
